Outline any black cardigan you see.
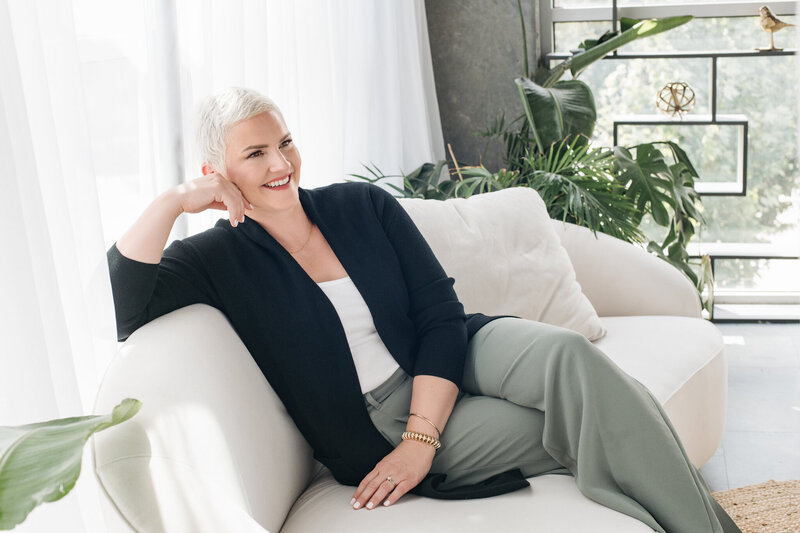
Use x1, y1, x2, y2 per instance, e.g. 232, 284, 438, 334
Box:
107, 181, 529, 498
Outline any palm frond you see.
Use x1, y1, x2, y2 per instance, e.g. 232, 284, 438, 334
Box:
522, 138, 643, 242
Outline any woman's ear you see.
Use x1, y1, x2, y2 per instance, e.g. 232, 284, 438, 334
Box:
201, 163, 215, 176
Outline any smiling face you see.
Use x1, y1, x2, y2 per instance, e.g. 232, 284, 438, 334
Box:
223, 110, 301, 214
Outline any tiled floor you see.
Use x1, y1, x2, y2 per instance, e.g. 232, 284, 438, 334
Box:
698, 323, 800, 492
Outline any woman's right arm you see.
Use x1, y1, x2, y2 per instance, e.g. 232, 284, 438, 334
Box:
116, 174, 251, 264
109, 173, 252, 340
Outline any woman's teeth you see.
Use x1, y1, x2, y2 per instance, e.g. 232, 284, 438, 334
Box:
265, 175, 290, 188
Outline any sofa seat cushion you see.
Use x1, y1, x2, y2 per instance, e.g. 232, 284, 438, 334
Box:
281, 316, 725, 532
281, 471, 654, 533
593, 316, 726, 466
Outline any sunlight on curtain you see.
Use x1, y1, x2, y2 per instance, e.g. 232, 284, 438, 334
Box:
1, 0, 115, 530
174, 0, 445, 234
74, 0, 445, 243
1, 0, 444, 530
72, 0, 168, 248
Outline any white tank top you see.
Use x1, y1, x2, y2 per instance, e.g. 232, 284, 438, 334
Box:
316, 276, 400, 393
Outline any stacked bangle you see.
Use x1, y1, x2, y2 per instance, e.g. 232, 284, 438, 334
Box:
401, 431, 442, 450
409, 412, 442, 436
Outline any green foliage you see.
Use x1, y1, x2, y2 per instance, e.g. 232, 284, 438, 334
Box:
0, 399, 141, 530
351, 162, 523, 201
508, 8, 710, 308
354, 7, 715, 311
523, 137, 642, 242
351, 137, 644, 243
615, 142, 707, 300
515, 78, 596, 153
539, 15, 694, 88
577, 18, 638, 52
565, 17, 798, 290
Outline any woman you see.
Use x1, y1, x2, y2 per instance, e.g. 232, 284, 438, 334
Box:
108, 87, 741, 532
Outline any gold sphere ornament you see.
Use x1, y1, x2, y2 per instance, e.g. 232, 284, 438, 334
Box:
656, 82, 696, 118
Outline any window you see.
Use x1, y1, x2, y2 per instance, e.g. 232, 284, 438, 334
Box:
539, 1, 799, 319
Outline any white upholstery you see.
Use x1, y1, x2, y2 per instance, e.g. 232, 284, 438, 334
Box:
551, 220, 702, 318
595, 316, 726, 467
281, 473, 654, 533
93, 305, 316, 533
400, 189, 607, 341
93, 188, 726, 532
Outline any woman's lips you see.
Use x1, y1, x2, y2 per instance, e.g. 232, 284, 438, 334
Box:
263, 173, 292, 189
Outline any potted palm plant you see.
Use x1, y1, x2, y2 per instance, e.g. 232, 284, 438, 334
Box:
353, 3, 713, 313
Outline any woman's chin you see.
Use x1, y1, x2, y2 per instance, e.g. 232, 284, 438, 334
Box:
251, 185, 300, 212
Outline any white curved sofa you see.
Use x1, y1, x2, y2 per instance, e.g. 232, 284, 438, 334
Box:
93, 188, 726, 533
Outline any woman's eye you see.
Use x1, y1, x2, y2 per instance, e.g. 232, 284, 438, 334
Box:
247, 150, 263, 159
281, 139, 293, 148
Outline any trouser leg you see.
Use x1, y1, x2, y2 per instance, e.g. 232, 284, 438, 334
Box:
464, 317, 740, 533
365, 369, 570, 489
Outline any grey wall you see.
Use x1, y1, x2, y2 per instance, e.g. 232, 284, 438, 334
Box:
425, 0, 537, 171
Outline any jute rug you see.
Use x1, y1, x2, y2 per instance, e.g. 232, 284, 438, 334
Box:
711, 479, 799, 533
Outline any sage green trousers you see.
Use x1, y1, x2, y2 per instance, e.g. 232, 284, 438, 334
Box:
364, 317, 741, 533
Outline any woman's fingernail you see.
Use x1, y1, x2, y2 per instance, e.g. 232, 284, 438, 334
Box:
232, 220, 238, 227
353, 502, 360, 509
350, 498, 355, 506
366, 502, 374, 510
383, 500, 390, 506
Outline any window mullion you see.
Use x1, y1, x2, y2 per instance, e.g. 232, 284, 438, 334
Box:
538, 0, 554, 66
550, 1, 795, 23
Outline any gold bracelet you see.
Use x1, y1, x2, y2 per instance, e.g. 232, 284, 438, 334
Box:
401, 431, 441, 450
409, 412, 442, 436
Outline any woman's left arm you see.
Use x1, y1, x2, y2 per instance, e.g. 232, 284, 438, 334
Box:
351, 375, 458, 510
351, 184, 470, 509
365, 183, 469, 385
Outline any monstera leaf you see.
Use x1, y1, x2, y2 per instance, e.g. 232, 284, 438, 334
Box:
515, 77, 596, 154
613, 144, 676, 226
0, 398, 141, 530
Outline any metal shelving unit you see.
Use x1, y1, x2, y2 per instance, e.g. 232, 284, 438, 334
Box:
612, 113, 748, 196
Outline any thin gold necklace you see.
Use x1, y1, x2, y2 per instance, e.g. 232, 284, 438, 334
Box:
287, 222, 315, 255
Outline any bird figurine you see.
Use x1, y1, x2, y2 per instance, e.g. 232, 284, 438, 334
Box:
757, 6, 794, 51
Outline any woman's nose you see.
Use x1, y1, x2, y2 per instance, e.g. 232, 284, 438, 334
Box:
268, 148, 290, 173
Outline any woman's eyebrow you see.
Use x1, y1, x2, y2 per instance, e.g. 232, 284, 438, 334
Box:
241, 132, 292, 153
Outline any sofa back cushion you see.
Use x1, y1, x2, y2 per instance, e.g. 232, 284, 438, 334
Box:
399, 187, 606, 341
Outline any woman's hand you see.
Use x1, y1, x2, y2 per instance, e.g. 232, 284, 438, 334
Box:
116, 172, 254, 264
174, 172, 253, 227
351, 440, 435, 510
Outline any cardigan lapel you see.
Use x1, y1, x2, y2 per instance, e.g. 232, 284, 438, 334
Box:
298, 187, 400, 351
235, 188, 384, 436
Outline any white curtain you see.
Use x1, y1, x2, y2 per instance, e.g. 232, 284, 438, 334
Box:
175, 0, 445, 234
1, 0, 443, 530
1, 0, 114, 530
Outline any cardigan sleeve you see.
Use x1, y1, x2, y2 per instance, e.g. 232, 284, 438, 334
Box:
368, 185, 468, 386
107, 240, 217, 342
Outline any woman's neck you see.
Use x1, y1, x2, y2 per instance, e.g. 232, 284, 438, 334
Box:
248, 203, 315, 251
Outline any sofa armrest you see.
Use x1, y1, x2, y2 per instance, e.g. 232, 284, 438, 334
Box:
551, 220, 702, 318
93, 304, 316, 533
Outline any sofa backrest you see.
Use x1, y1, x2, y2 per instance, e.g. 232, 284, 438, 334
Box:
399, 187, 606, 340
400, 187, 700, 321
549, 219, 701, 318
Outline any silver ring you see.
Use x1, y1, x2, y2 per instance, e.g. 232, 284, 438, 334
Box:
386, 476, 397, 487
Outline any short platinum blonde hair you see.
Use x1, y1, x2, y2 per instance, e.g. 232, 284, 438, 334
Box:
195, 87, 281, 173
